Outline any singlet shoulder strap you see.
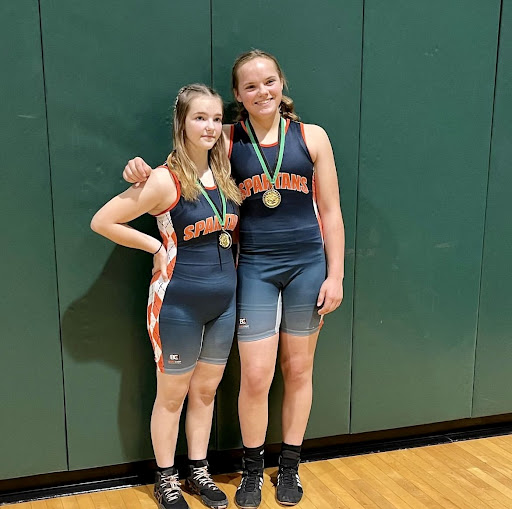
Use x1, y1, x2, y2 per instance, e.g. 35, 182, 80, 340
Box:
151, 164, 181, 216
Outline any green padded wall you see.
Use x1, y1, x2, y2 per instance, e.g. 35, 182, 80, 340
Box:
351, 0, 500, 433
1, 0, 509, 483
0, 1, 67, 479
40, 0, 212, 469
473, 0, 512, 417
213, 0, 362, 449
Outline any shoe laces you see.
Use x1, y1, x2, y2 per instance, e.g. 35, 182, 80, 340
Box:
278, 465, 299, 489
160, 472, 182, 502
191, 466, 218, 490
240, 469, 262, 493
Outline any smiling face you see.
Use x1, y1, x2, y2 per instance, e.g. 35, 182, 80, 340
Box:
234, 57, 284, 120
183, 95, 223, 155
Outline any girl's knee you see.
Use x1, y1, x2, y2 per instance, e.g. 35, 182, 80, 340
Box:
281, 358, 313, 385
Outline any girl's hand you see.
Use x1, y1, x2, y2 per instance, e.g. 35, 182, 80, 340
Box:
152, 245, 168, 281
123, 157, 153, 185
317, 276, 343, 315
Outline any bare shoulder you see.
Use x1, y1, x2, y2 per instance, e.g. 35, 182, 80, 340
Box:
146, 165, 174, 189
222, 123, 235, 155
302, 123, 332, 161
138, 166, 175, 201
303, 123, 329, 142
222, 123, 234, 140
138, 166, 177, 214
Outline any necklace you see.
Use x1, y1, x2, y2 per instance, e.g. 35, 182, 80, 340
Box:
196, 175, 232, 249
244, 117, 286, 208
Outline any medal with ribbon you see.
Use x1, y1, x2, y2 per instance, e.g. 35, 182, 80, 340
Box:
245, 117, 286, 208
197, 177, 232, 249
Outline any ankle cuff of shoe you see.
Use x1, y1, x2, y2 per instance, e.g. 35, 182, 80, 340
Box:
188, 458, 208, 468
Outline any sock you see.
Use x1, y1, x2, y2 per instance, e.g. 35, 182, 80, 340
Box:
280, 442, 301, 467
243, 444, 264, 471
157, 465, 175, 475
189, 458, 208, 469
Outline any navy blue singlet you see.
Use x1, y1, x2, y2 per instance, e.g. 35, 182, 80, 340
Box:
147, 167, 239, 373
229, 120, 327, 341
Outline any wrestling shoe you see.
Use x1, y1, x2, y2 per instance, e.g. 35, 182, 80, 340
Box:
276, 456, 303, 506
154, 467, 189, 509
184, 460, 228, 509
235, 466, 263, 508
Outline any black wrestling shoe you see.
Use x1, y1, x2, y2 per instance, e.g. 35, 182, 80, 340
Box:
276, 457, 303, 506
235, 466, 264, 508
184, 460, 228, 509
154, 467, 189, 509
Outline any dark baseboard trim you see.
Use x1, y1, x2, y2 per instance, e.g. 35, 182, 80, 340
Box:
2, 413, 512, 505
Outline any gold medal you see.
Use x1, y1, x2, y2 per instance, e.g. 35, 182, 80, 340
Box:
262, 187, 281, 208
245, 118, 286, 206
218, 230, 232, 249
197, 174, 233, 250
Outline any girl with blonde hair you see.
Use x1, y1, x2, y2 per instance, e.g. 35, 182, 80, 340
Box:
92, 84, 241, 509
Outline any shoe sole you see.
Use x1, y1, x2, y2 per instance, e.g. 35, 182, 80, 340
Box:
183, 480, 228, 509
234, 497, 261, 509
275, 494, 302, 507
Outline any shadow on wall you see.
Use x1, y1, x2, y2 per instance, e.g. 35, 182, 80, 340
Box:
60, 215, 190, 466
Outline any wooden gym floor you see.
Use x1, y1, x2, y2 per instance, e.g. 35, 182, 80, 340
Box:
4, 434, 512, 509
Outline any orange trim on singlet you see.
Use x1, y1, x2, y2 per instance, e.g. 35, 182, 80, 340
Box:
300, 122, 307, 145
154, 323, 165, 373
312, 173, 324, 241
203, 184, 217, 190
241, 118, 291, 146
228, 124, 234, 159
152, 166, 181, 216
147, 230, 178, 374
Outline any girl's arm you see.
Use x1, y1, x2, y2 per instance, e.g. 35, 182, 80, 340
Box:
91, 168, 176, 277
304, 123, 345, 316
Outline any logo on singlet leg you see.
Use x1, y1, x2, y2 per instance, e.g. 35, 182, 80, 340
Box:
239, 318, 249, 329
168, 354, 181, 364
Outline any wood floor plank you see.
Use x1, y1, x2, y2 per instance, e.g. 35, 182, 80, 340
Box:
303, 461, 368, 509
130, 486, 155, 509
367, 454, 444, 509
421, 444, 510, 509
30, 500, 49, 509
461, 438, 512, 473
339, 456, 414, 509
89, 491, 112, 509
409, 447, 490, 509
379, 449, 468, 509
293, 464, 341, 508
45, 497, 64, 509
74, 493, 96, 509
349, 454, 430, 509
118, 488, 144, 509
60, 495, 79, 509
454, 440, 512, 490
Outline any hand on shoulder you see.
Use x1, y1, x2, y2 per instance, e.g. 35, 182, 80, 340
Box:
123, 156, 153, 184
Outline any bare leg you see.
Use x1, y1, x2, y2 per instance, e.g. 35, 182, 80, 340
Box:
279, 331, 319, 445
238, 334, 279, 447
151, 369, 193, 468
185, 361, 226, 459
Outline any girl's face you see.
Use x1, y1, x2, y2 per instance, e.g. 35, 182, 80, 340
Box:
183, 96, 223, 153
234, 57, 284, 119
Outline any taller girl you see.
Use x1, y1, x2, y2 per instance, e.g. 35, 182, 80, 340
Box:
125, 50, 345, 508
231, 49, 344, 508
